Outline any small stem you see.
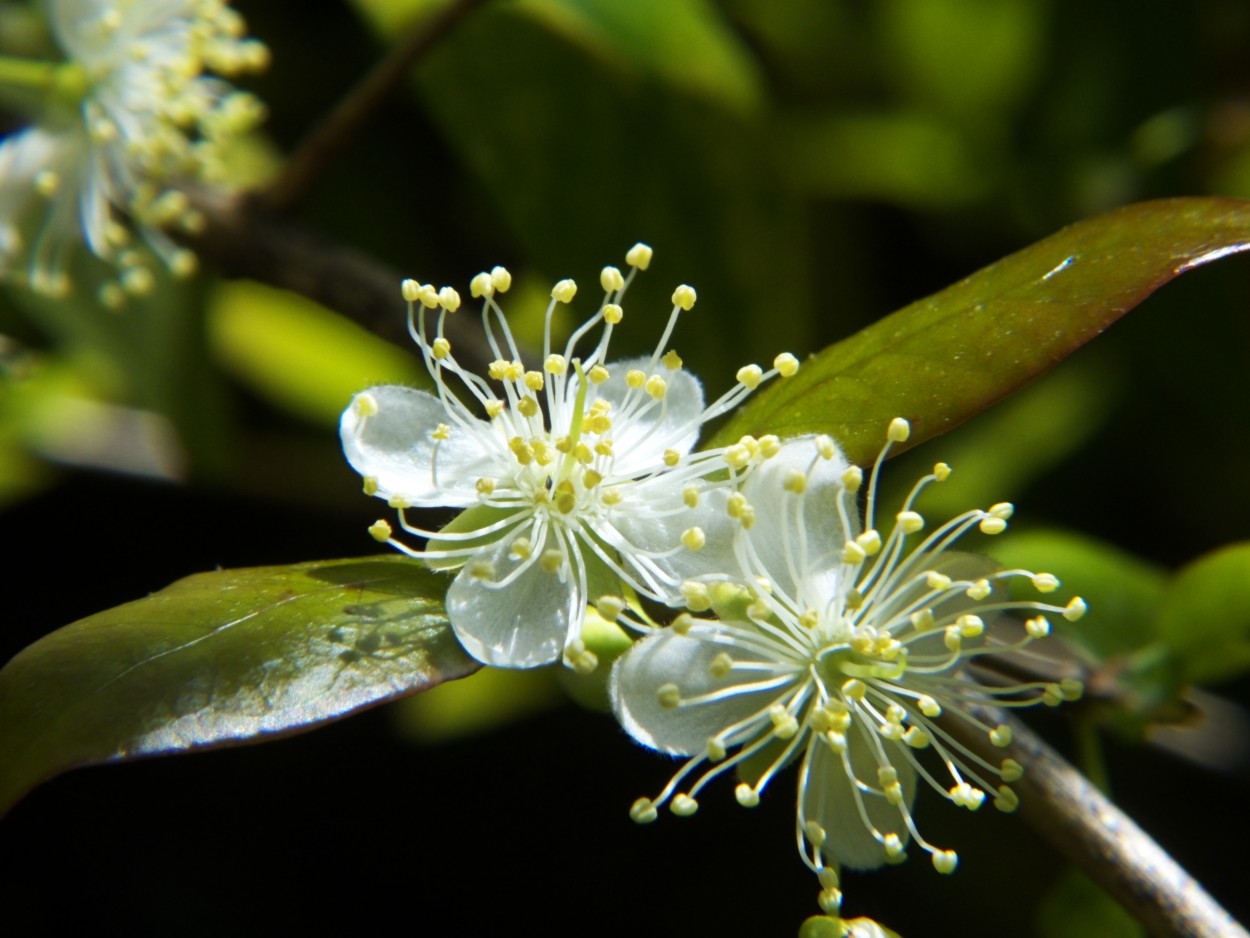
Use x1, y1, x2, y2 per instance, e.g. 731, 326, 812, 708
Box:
955, 707, 1247, 938
261, 0, 491, 214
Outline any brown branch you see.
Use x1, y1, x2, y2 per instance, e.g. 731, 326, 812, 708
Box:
955, 709, 1247, 938
183, 189, 493, 375
261, 0, 492, 215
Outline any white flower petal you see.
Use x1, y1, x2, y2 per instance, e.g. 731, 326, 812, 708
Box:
803, 731, 916, 870
741, 435, 857, 598
610, 483, 739, 593
446, 535, 573, 668
340, 385, 504, 507
611, 627, 799, 755
589, 356, 706, 473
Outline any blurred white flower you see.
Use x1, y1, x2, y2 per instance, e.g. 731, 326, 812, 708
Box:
0, 0, 267, 302
341, 244, 801, 672
612, 420, 1086, 915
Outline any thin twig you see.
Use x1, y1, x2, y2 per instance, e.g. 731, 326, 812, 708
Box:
262, 0, 492, 215
183, 189, 493, 375
955, 709, 1247, 938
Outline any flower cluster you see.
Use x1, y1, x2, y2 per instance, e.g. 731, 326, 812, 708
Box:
610, 419, 1085, 919
340, 244, 799, 671
340, 246, 1087, 931
0, 0, 268, 302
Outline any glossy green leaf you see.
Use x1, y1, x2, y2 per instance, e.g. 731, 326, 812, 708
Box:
1156, 542, 1250, 686
0, 556, 476, 816
713, 197, 1250, 463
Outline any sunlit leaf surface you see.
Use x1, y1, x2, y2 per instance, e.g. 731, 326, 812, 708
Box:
1156, 542, 1250, 686
714, 197, 1250, 463
0, 556, 475, 816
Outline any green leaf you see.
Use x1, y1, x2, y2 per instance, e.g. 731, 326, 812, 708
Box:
1156, 542, 1250, 686
0, 556, 476, 816
713, 197, 1250, 463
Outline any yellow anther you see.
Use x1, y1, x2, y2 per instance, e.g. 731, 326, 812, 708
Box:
354, 392, 378, 417
707, 738, 727, 762
736, 364, 763, 389
671, 613, 694, 635
774, 352, 799, 377
681, 581, 712, 612
804, 821, 827, 848
769, 705, 799, 739
470, 271, 492, 297
524, 371, 545, 391
664, 449, 681, 467
662, 349, 683, 370
122, 266, 155, 296
841, 540, 867, 565
362, 476, 379, 496
856, 529, 883, 555
727, 492, 749, 519
989, 502, 1014, 520
841, 465, 863, 492
438, 286, 461, 311
784, 470, 807, 494
1060, 678, 1084, 701
918, 695, 941, 718
600, 266, 625, 292
759, 434, 781, 458
626, 242, 653, 269
799, 610, 819, 629
552, 278, 577, 303
645, 375, 668, 399
475, 478, 495, 497
488, 360, 510, 380
485, 399, 505, 418
432, 423, 451, 441
573, 442, 594, 464
468, 560, 496, 580
544, 354, 567, 375
491, 266, 512, 293
1064, 597, 1088, 621
368, 519, 392, 542
958, 614, 985, 638
418, 284, 440, 308
671, 794, 699, 816
943, 627, 962, 652
629, 798, 658, 824
903, 727, 931, 749
540, 549, 564, 573
554, 479, 577, 513
402, 279, 421, 302
980, 516, 1008, 535
671, 284, 697, 310
734, 784, 759, 807
657, 683, 681, 709
602, 303, 623, 324
933, 462, 952, 481
598, 595, 626, 621
709, 651, 734, 678
723, 445, 751, 470
842, 678, 867, 701
896, 510, 924, 534
932, 850, 959, 875
593, 439, 613, 456
883, 833, 905, 858
34, 170, 59, 197
516, 396, 539, 418
994, 785, 1020, 813
431, 338, 451, 359
816, 435, 837, 460
626, 369, 646, 389
1000, 758, 1024, 782
989, 724, 1013, 747
387, 494, 410, 509
584, 469, 604, 488
1025, 616, 1050, 639
877, 766, 899, 789
926, 571, 953, 590
683, 485, 700, 508
1032, 572, 1060, 593
681, 527, 706, 551
909, 609, 935, 632
888, 417, 911, 442
601, 490, 622, 506
510, 537, 533, 561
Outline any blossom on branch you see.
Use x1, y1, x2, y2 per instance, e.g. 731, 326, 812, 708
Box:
340, 244, 800, 671
611, 420, 1086, 916
0, 0, 268, 302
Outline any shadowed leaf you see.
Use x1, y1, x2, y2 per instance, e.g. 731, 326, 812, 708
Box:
712, 197, 1250, 463
0, 556, 475, 816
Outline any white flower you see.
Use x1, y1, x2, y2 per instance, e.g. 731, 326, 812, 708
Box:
611, 420, 1086, 915
0, 0, 267, 302
340, 244, 801, 671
